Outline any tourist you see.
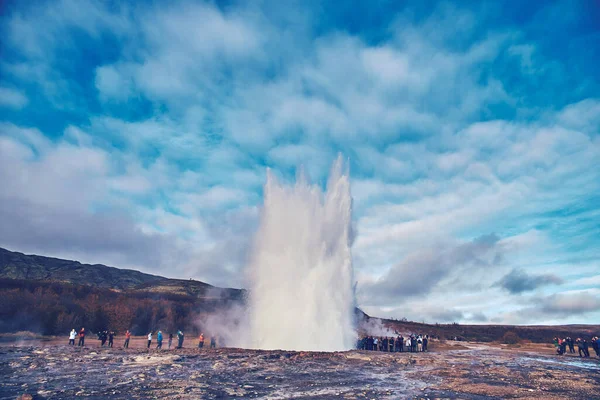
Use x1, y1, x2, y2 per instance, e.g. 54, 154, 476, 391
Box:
582, 339, 590, 358
157, 331, 163, 349
558, 338, 567, 355
198, 332, 205, 349
592, 337, 599, 357
168, 333, 173, 349
417, 335, 423, 352
399, 335, 404, 352
124, 330, 131, 349
576, 338, 586, 357
69, 329, 76, 345
423, 335, 428, 352
382, 337, 388, 352
147, 332, 152, 349
373, 337, 378, 351
210, 336, 216, 349
78, 327, 86, 346
99, 330, 107, 347
568, 337, 575, 353
177, 330, 184, 348
108, 331, 115, 348
389, 337, 394, 352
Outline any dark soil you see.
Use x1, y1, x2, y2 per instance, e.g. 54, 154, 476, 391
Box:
1, 341, 599, 399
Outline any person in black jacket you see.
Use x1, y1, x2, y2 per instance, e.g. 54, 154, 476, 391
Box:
582, 339, 590, 357
177, 330, 184, 349
591, 336, 599, 357
568, 337, 575, 353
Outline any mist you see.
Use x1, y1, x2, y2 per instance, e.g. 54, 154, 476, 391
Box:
235, 157, 356, 351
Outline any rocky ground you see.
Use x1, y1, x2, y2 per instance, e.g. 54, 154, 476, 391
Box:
1, 341, 599, 399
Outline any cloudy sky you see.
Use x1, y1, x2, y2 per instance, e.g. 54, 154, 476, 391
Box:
1, 0, 599, 325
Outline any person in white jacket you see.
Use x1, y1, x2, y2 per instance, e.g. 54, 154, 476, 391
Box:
69, 329, 76, 345
147, 332, 152, 349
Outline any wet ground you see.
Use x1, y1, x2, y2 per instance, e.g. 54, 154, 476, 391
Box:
1, 341, 598, 399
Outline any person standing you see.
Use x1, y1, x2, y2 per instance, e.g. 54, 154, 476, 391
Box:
423, 335, 428, 352
124, 330, 131, 349
582, 339, 590, 358
157, 331, 163, 349
399, 335, 404, 352
177, 330, 184, 349
576, 338, 585, 357
198, 333, 205, 349
210, 336, 216, 349
108, 331, 115, 348
78, 327, 86, 347
69, 329, 76, 345
592, 337, 599, 357
568, 337, 575, 353
168, 333, 173, 349
147, 332, 152, 349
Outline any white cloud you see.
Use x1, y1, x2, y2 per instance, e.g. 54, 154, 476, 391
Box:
0, 86, 28, 109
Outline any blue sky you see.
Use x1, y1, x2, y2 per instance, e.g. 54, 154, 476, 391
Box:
1, 0, 599, 325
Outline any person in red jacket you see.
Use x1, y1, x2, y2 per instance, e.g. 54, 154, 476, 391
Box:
78, 327, 86, 347
198, 333, 204, 349
124, 330, 131, 349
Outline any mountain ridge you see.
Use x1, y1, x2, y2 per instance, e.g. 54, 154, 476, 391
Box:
0, 246, 243, 298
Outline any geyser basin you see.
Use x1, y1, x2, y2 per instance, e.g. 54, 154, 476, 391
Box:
247, 157, 356, 351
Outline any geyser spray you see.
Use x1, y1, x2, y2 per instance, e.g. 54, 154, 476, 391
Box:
246, 156, 356, 351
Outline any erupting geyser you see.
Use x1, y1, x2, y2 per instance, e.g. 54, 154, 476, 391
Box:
246, 156, 356, 351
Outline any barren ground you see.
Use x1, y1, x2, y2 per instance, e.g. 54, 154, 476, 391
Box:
1, 339, 599, 399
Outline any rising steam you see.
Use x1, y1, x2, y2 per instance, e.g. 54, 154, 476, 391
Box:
243, 156, 356, 351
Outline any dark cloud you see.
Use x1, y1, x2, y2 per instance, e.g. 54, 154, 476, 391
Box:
493, 291, 600, 323
427, 308, 465, 323
468, 312, 488, 322
535, 292, 600, 316
0, 196, 174, 270
359, 234, 504, 305
495, 268, 563, 294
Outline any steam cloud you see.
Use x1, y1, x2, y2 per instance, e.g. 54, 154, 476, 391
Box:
235, 156, 357, 351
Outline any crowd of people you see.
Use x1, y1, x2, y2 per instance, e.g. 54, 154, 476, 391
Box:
357, 334, 429, 352
553, 336, 599, 358
67, 327, 218, 350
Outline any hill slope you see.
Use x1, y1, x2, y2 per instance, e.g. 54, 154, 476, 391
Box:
0, 247, 245, 336
0, 247, 243, 299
